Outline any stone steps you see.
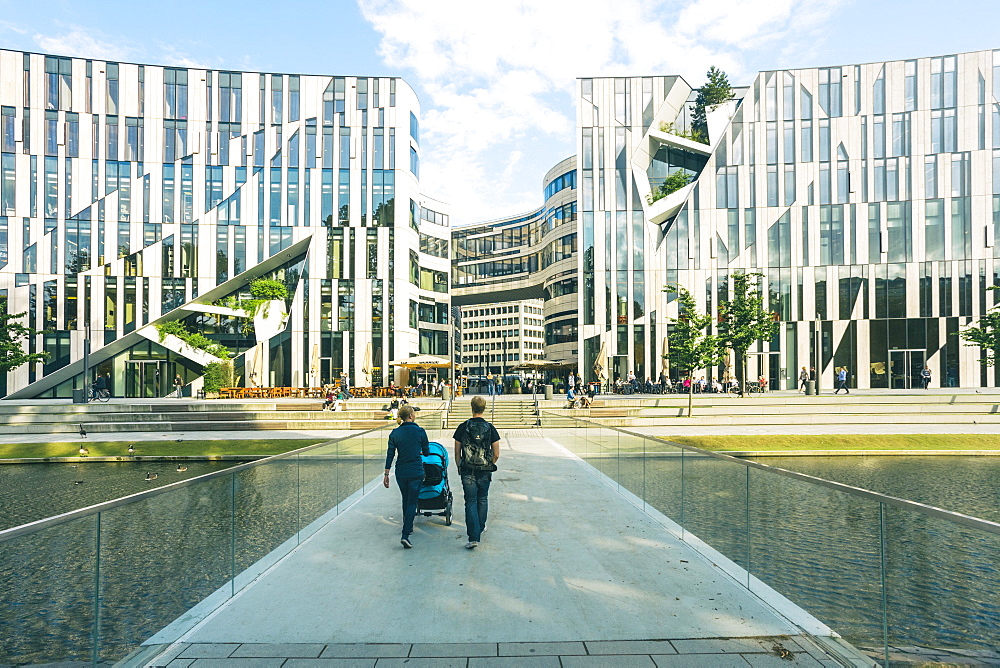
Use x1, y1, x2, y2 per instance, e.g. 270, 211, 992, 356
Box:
0, 399, 446, 435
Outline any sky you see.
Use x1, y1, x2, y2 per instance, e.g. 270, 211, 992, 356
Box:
1, 0, 999, 225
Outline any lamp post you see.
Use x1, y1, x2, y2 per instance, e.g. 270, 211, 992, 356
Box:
501, 328, 507, 394
814, 317, 822, 395
82, 323, 91, 402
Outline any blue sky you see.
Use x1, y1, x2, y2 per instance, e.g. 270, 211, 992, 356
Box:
1, 0, 999, 224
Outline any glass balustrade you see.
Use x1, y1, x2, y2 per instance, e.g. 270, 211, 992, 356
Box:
0, 419, 415, 665
540, 411, 1000, 666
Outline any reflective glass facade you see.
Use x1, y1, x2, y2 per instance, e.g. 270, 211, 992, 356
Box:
583, 50, 1000, 389
0, 49, 447, 398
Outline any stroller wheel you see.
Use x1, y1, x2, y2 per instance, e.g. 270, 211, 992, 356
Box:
445, 512, 452, 526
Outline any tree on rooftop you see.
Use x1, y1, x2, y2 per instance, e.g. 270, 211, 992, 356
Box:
691, 66, 734, 144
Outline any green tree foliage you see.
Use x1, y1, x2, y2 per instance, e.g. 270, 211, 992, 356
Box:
202, 360, 234, 393
691, 66, 734, 144
718, 272, 778, 397
248, 278, 290, 300
155, 321, 231, 359
658, 121, 706, 144
0, 306, 49, 374
665, 284, 725, 416
647, 171, 694, 204
958, 287, 1000, 365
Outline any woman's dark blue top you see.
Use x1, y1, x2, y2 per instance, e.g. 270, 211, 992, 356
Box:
384, 421, 430, 480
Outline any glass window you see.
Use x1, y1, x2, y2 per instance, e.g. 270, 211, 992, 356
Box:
782, 121, 794, 163
905, 60, 918, 111
106, 62, 119, 115
163, 68, 188, 119
925, 199, 945, 260
271, 74, 283, 124
872, 66, 885, 115
800, 120, 813, 162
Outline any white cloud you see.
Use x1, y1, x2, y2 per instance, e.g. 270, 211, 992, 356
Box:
34, 27, 138, 62
32, 25, 210, 69
362, 0, 848, 224
0, 21, 28, 35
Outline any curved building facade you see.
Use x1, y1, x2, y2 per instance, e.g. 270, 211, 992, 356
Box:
452, 156, 578, 368
0, 49, 448, 397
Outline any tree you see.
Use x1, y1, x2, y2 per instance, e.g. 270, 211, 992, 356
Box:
718, 272, 778, 397
665, 284, 725, 416
249, 278, 290, 300
202, 360, 234, 393
0, 305, 49, 374
646, 171, 694, 204
958, 287, 1000, 364
691, 66, 734, 144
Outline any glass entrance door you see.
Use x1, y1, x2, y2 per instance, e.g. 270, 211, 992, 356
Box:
125, 361, 164, 398
610, 355, 628, 389
889, 349, 926, 389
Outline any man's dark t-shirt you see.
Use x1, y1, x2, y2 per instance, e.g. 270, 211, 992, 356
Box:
385, 421, 430, 480
453, 417, 501, 472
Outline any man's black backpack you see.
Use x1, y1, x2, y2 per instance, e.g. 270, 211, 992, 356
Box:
461, 419, 494, 471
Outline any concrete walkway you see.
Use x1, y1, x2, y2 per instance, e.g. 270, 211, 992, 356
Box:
137, 433, 870, 667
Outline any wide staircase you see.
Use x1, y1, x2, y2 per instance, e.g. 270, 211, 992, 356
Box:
0, 399, 446, 435
446, 396, 539, 430
537, 390, 1000, 428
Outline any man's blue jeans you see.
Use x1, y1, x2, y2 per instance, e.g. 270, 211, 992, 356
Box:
461, 470, 492, 542
396, 475, 423, 538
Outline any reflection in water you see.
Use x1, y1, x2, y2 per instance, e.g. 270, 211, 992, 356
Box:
0, 456, 371, 664
625, 454, 1000, 654
0, 461, 238, 531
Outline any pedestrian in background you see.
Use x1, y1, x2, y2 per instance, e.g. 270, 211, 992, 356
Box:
798, 366, 809, 393
834, 366, 850, 394
921, 365, 932, 389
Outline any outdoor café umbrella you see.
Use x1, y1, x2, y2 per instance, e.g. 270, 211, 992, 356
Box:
361, 342, 373, 386
249, 342, 266, 387
593, 341, 608, 383
310, 343, 320, 386
661, 336, 670, 373
389, 354, 451, 390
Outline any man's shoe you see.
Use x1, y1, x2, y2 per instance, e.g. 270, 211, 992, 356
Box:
401, 537, 413, 548
465, 541, 478, 549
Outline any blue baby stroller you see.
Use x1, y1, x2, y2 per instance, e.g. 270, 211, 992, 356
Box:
418, 441, 453, 525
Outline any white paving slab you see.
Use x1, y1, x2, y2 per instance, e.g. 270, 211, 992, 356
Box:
177, 434, 806, 645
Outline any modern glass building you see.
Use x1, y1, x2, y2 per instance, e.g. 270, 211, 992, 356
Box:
452, 157, 578, 366
457, 49, 1000, 391
5, 47, 1000, 398
0, 49, 449, 398
579, 49, 1000, 390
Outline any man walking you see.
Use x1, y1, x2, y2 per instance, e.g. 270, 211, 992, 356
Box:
834, 366, 850, 394
383, 405, 429, 548
453, 396, 501, 550
921, 365, 932, 389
